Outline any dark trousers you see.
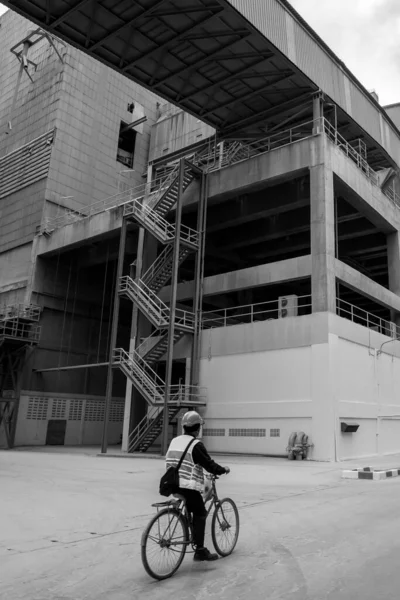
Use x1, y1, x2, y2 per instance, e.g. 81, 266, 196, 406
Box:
177, 488, 207, 548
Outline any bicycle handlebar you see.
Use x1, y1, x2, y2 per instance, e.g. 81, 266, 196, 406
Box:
210, 468, 230, 481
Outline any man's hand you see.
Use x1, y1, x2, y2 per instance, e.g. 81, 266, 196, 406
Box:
224, 467, 230, 474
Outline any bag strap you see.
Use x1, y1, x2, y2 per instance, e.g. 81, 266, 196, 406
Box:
176, 438, 196, 470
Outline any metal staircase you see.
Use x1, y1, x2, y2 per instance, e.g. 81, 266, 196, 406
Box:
114, 159, 206, 453
148, 161, 198, 216
128, 405, 181, 453
142, 245, 192, 294
137, 330, 185, 364
0, 303, 41, 448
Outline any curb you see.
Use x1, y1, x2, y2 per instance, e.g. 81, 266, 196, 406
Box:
342, 466, 400, 480
97, 453, 163, 460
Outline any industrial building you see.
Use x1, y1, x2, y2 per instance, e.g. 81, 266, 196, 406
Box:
1, 0, 400, 461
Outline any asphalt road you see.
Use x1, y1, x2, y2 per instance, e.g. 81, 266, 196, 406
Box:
2, 449, 400, 600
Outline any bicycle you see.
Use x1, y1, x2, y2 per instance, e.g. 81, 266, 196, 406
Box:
141, 473, 239, 580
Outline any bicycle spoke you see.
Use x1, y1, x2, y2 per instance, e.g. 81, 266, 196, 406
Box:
142, 510, 188, 579
211, 499, 239, 557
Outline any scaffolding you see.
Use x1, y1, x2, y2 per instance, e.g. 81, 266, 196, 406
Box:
0, 303, 41, 448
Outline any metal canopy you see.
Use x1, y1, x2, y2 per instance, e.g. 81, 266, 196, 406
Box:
2, 0, 394, 166
3, 0, 316, 137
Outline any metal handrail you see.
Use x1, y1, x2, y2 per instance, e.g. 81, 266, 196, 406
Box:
120, 275, 195, 330
336, 297, 400, 338
202, 295, 312, 328
113, 347, 165, 389
119, 275, 170, 325
141, 245, 173, 288
0, 303, 41, 322
123, 196, 199, 247
322, 117, 400, 209
0, 320, 41, 341
39, 170, 177, 233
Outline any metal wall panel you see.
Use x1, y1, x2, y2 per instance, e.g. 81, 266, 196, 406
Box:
230, 0, 288, 54
228, 0, 400, 166
149, 109, 215, 163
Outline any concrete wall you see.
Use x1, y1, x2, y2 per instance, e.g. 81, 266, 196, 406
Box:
198, 313, 328, 458
44, 47, 160, 218
13, 391, 124, 447
0, 10, 161, 255
0, 11, 63, 252
0, 242, 34, 304
198, 312, 400, 461
149, 103, 215, 163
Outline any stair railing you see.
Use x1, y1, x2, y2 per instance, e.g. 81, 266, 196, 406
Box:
128, 404, 162, 452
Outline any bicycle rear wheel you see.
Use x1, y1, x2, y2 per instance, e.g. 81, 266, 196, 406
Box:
141, 507, 189, 580
211, 498, 239, 557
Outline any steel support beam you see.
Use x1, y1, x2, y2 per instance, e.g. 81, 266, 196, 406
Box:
190, 172, 208, 387
122, 9, 223, 72
161, 159, 185, 456
101, 218, 127, 454
89, 0, 168, 52
153, 31, 250, 89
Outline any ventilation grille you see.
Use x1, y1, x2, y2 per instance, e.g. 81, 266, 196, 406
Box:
51, 399, 66, 419
0, 129, 55, 199
27, 397, 48, 420
229, 428, 266, 438
109, 402, 124, 423
68, 399, 83, 421
270, 428, 280, 437
84, 401, 105, 422
202, 428, 225, 437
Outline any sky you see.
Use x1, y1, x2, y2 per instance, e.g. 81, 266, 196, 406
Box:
0, 0, 399, 106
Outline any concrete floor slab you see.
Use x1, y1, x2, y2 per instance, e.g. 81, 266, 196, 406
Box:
3, 449, 400, 599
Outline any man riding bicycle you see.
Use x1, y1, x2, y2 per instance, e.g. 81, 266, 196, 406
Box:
165, 410, 230, 562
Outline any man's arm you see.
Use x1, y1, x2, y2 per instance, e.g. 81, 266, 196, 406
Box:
192, 441, 227, 475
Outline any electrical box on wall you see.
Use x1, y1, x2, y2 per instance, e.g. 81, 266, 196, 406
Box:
341, 422, 360, 433
278, 295, 298, 318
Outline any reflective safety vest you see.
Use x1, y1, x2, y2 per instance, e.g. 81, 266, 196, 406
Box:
165, 434, 204, 493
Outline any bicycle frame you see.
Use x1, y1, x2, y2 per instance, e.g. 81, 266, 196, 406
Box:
154, 475, 223, 550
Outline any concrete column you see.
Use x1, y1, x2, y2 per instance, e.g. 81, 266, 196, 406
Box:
310, 162, 336, 313
387, 232, 400, 326
312, 93, 323, 134
310, 332, 338, 462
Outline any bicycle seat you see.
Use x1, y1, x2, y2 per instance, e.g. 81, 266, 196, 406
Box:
172, 493, 186, 502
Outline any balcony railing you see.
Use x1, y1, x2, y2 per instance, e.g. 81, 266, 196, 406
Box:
0, 320, 41, 342
0, 303, 41, 322
38, 116, 400, 235
202, 295, 312, 328
336, 298, 400, 338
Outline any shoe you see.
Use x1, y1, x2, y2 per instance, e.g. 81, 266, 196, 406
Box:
193, 547, 219, 561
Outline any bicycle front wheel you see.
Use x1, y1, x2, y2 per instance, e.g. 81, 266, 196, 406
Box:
141, 507, 189, 580
211, 498, 239, 557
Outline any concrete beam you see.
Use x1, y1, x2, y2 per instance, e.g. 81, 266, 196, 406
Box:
335, 258, 400, 313
160, 255, 312, 302
330, 141, 400, 233
36, 206, 125, 256
200, 136, 321, 204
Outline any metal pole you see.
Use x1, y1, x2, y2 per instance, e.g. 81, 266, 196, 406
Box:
190, 171, 207, 387
101, 218, 127, 454
161, 158, 185, 456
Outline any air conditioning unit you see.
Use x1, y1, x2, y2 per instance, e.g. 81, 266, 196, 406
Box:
278, 295, 298, 318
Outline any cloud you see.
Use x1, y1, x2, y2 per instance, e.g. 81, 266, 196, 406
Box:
290, 0, 400, 105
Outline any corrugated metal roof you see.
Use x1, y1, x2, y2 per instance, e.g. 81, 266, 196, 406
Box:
2, 0, 399, 167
